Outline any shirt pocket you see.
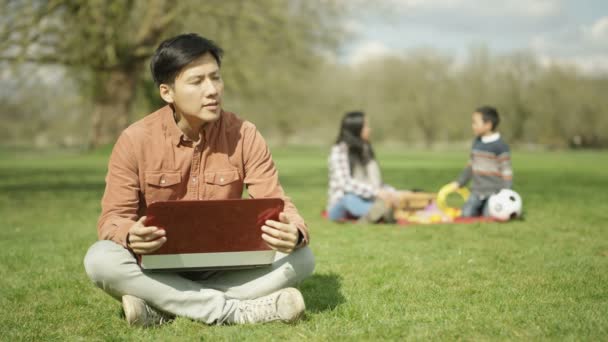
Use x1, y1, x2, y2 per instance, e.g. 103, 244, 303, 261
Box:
204, 169, 243, 198
144, 171, 182, 204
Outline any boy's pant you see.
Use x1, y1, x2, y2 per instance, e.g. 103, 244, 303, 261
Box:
461, 193, 490, 217
83, 240, 315, 325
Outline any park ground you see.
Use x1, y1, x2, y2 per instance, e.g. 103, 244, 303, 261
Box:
1, 146, 607, 340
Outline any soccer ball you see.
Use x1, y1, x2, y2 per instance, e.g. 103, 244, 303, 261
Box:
487, 189, 523, 221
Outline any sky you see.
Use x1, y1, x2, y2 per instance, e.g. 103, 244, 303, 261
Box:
342, 0, 608, 74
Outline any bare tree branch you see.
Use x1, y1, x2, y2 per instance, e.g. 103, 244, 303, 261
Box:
133, 0, 177, 51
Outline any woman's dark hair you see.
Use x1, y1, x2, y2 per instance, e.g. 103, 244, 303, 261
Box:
150, 33, 223, 86
335, 111, 375, 173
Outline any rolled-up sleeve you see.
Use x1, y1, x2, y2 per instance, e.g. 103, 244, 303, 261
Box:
242, 124, 309, 247
97, 132, 140, 247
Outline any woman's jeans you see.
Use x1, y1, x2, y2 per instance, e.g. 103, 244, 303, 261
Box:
328, 193, 373, 221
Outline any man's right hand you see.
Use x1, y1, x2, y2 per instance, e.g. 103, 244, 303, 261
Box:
127, 216, 166, 254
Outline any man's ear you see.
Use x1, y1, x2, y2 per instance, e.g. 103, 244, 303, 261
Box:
159, 84, 174, 104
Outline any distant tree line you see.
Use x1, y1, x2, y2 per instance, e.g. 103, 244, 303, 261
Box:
208, 46, 608, 149
1, 1, 606, 149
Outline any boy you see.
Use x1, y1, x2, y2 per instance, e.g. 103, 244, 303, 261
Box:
83, 34, 314, 327
448, 106, 513, 217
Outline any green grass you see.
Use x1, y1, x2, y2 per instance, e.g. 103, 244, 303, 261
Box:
1, 146, 607, 340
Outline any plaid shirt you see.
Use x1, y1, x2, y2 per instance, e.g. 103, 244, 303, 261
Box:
327, 143, 379, 210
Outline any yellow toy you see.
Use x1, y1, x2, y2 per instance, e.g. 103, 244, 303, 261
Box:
393, 186, 470, 224
436, 184, 470, 218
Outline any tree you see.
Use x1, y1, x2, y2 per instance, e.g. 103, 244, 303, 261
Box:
0, 0, 344, 148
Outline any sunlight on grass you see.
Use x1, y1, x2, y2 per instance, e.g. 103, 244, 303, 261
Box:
1, 147, 607, 340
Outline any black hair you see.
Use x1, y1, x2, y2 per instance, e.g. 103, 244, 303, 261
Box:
335, 111, 375, 173
476, 105, 500, 131
150, 33, 223, 86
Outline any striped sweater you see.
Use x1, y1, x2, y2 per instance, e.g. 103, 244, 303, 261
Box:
457, 133, 513, 197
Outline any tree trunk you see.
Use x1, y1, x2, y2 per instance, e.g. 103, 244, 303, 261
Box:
89, 68, 139, 149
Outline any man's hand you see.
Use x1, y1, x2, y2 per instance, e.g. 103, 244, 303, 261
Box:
127, 216, 166, 255
261, 213, 300, 254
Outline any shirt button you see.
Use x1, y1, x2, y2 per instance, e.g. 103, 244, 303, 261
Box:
192, 177, 197, 183
220, 177, 224, 183
160, 178, 166, 184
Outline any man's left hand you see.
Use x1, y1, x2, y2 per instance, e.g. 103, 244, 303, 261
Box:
261, 212, 300, 254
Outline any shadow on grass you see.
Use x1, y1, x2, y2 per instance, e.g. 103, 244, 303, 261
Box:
300, 272, 345, 313
106, 273, 346, 325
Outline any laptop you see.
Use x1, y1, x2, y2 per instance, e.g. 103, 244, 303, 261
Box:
137, 198, 283, 271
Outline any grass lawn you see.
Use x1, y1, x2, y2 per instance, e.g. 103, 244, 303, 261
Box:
1, 146, 607, 340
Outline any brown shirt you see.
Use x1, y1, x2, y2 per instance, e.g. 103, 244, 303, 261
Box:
97, 105, 309, 248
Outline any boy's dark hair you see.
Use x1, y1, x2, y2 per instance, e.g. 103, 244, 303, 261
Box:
150, 33, 223, 86
476, 105, 500, 130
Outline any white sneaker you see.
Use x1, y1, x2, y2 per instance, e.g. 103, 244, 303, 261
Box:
230, 287, 306, 324
122, 295, 173, 327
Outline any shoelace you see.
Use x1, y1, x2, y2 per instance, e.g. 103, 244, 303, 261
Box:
145, 304, 171, 325
237, 296, 281, 323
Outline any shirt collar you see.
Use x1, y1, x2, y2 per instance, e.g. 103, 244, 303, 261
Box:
481, 132, 500, 143
161, 105, 222, 146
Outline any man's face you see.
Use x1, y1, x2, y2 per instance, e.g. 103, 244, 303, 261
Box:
471, 112, 492, 136
161, 52, 224, 123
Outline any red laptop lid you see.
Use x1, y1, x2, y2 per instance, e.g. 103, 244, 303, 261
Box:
144, 198, 284, 255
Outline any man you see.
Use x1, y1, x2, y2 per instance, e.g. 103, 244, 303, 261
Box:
83, 33, 314, 327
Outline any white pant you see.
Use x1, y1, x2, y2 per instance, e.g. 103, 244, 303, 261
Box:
83, 240, 315, 324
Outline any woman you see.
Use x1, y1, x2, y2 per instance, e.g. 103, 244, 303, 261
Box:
327, 111, 397, 223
